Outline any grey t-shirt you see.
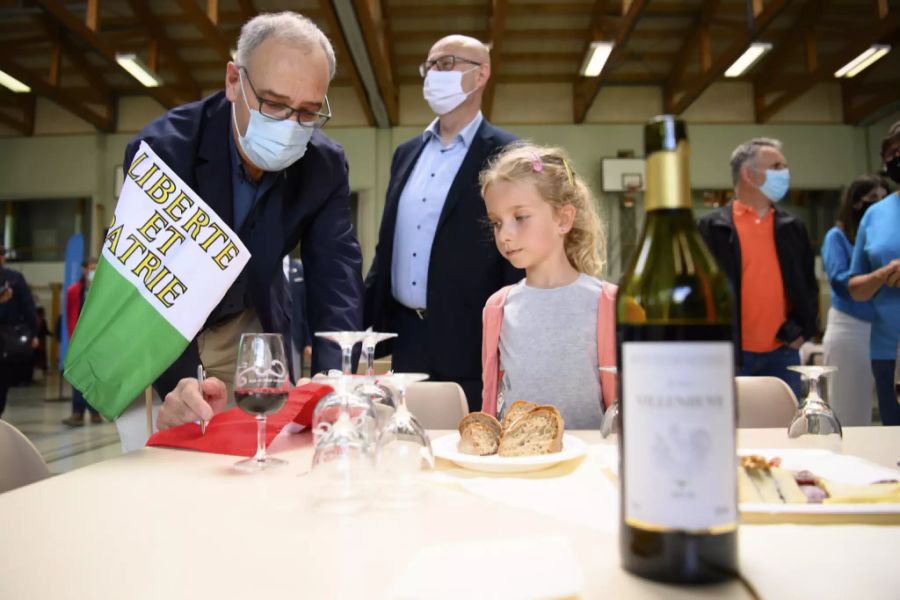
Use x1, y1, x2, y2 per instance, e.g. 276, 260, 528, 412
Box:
498, 274, 604, 429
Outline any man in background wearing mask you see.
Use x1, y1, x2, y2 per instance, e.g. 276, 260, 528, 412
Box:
122, 12, 363, 430
63, 259, 102, 426
699, 138, 818, 398
365, 35, 521, 410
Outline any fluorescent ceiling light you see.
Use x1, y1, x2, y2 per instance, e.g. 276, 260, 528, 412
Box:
834, 44, 891, 78
0, 70, 30, 93
724, 43, 772, 77
115, 53, 162, 88
581, 42, 614, 77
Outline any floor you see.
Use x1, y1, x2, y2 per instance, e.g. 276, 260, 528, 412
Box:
2, 373, 123, 475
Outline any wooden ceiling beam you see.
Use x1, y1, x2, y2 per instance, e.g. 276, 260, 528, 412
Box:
572, 0, 648, 123
665, 0, 789, 115
352, 0, 399, 124
842, 81, 900, 124
315, 0, 375, 126
32, 0, 184, 109
666, 0, 720, 100
483, 0, 508, 120
126, 0, 201, 100
236, 0, 257, 22
756, 12, 900, 122
85, 0, 100, 31
0, 57, 113, 131
396, 71, 664, 85
33, 13, 111, 103
174, 0, 233, 63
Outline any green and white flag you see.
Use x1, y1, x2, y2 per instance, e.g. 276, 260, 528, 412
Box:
65, 141, 250, 420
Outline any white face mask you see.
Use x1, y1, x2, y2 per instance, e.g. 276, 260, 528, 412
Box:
232, 70, 314, 172
423, 67, 478, 115
86, 269, 95, 284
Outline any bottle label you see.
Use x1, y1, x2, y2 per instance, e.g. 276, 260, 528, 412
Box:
622, 341, 737, 532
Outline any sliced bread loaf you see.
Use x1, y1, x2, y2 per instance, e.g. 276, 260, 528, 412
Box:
458, 422, 500, 456
458, 412, 502, 437
498, 406, 564, 457
501, 400, 537, 434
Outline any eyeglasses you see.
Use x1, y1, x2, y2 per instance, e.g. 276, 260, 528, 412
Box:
239, 66, 331, 128
418, 55, 481, 78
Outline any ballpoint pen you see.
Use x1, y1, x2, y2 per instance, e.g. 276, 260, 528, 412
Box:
197, 364, 208, 435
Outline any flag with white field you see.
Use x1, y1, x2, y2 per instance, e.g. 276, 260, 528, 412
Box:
64, 141, 250, 420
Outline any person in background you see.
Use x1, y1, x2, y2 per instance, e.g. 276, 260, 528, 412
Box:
0, 246, 38, 418
33, 306, 50, 377
479, 144, 617, 428
365, 35, 521, 410
63, 258, 102, 426
849, 120, 900, 425
698, 138, 818, 399
822, 175, 888, 425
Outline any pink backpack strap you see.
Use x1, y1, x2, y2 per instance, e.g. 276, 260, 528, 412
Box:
481, 285, 514, 416
597, 282, 618, 409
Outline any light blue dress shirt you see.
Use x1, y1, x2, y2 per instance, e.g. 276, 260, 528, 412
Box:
849, 191, 900, 360
391, 112, 484, 309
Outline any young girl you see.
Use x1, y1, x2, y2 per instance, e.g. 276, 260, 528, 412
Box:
479, 144, 617, 429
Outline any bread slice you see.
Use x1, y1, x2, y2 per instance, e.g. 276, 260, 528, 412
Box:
458, 422, 500, 456
498, 406, 564, 457
501, 400, 537, 434
738, 456, 807, 504
458, 412, 501, 437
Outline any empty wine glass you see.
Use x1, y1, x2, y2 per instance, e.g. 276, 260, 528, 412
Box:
356, 331, 397, 427
233, 333, 290, 472
375, 372, 432, 502
598, 366, 620, 438
310, 383, 375, 514
314, 331, 370, 375
311, 371, 379, 446
362, 331, 398, 376
787, 365, 842, 450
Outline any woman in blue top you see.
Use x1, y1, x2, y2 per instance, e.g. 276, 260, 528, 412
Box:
849, 122, 900, 425
822, 175, 887, 425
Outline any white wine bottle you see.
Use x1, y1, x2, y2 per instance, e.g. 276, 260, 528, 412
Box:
617, 115, 737, 583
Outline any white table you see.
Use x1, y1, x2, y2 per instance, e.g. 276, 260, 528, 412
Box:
1, 427, 899, 599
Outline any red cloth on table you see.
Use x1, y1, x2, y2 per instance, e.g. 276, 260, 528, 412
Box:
146, 382, 332, 457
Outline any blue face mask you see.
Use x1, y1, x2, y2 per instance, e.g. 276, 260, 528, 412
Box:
758, 168, 790, 202
232, 70, 313, 172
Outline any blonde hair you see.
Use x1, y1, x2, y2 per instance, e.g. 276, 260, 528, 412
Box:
479, 143, 606, 277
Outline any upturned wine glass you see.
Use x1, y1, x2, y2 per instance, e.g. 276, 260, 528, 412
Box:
375, 372, 432, 502
787, 365, 842, 450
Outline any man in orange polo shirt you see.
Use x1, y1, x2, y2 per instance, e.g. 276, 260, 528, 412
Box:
699, 138, 819, 398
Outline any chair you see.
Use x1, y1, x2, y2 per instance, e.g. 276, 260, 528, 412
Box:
405, 382, 469, 429
735, 376, 799, 428
0, 420, 50, 493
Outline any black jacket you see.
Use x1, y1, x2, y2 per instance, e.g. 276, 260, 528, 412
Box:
364, 120, 522, 380
698, 202, 819, 352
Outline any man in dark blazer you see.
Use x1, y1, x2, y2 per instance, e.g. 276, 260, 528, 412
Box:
365, 35, 522, 411
124, 13, 363, 430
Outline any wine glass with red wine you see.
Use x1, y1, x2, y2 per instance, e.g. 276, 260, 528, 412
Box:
233, 333, 290, 472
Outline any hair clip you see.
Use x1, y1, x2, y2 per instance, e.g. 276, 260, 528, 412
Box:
529, 152, 544, 173
562, 159, 575, 186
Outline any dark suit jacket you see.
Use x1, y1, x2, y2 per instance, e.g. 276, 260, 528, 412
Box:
288, 259, 312, 350
364, 119, 522, 380
124, 92, 363, 395
698, 202, 819, 352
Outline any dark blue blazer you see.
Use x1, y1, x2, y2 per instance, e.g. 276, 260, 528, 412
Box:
124, 92, 363, 394
364, 119, 522, 380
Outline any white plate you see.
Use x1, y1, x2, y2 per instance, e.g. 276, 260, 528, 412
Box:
432, 433, 588, 473
737, 448, 900, 517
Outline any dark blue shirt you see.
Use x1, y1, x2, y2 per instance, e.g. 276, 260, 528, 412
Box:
228, 128, 277, 231
822, 226, 874, 323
